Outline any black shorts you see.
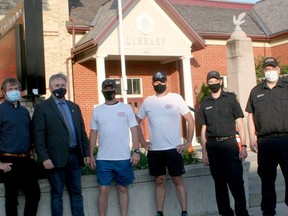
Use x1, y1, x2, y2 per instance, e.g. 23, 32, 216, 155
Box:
147, 149, 185, 177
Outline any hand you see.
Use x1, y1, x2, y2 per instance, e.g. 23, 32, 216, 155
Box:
239, 147, 248, 161
0, 162, 13, 173
89, 155, 96, 170
84, 157, 90, 165
250, 140, 258, 153
130, 153, 140, 166
202, 153, 209, 166
29, 149, 35, 159
43, 159, 55, 170
176, 142, 190, 153
141, 141, 151, 150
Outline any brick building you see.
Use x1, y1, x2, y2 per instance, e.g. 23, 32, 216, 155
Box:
0, 0, 287, 139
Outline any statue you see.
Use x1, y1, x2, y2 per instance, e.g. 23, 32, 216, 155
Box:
233, 12, 246, 31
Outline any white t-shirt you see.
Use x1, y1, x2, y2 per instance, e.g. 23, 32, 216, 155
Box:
137, 93, 190, 150
90, 102, 138, 160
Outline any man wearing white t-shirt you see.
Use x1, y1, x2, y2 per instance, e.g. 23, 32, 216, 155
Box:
136, 71, 194, 216
89, 79, 140, 216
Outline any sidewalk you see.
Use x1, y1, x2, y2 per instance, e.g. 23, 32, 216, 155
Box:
206, 202, 287, 216
193, 146, 287, 216
209, 203, 288, 216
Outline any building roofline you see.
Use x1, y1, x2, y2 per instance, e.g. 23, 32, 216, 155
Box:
169, 0, 255, 9
156, 0, 206, 51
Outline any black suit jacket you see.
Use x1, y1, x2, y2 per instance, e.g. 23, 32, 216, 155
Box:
32, 96, 89, 168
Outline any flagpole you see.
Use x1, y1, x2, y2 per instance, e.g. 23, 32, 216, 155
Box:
117, 0, 128, 104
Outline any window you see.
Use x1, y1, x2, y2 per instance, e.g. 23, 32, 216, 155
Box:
112, 78, 142, 97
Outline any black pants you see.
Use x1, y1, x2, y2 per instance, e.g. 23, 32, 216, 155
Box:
0, 156, 41, 216
257, 135, 288, 216
206, 138, 248, 216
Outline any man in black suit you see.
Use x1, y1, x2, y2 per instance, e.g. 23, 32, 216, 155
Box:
32, 73, 90, 216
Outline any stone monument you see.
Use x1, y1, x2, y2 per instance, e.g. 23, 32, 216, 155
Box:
226, 12, 257, 113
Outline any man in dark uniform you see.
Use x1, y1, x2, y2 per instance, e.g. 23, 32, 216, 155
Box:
246, 57, 288, 216
0, 77, 40, 216
199, 71, 249, 216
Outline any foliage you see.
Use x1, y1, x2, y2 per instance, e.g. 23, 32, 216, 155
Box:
183, 150, 201, 165
197, 83, 210, 103
281, 64, 288, 75
81, 147, 201, 175
132, 150, 149, 170
255, 55, 288, 84
82, 164, 96, 175
254, 55, 266, 84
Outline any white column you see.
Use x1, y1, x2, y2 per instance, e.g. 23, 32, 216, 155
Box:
117, 0, 128, 104
181, 55, 198, 145
182, 56, 194, 107
96, 55, 107, 105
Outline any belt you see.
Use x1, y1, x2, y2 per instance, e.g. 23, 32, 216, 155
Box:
0, 153, 29, 158
258, 133, 288, 138
69, 146, 79, 153
208, 136, 235, 142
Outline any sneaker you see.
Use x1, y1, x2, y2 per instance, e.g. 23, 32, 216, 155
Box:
181, 213, 189, 216
155, 213, 163, 216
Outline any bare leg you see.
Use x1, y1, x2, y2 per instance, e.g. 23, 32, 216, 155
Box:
117, 185, 129, 216
172, 176, 187, 211
98, 186, 110, 216
155, 175, 166, 212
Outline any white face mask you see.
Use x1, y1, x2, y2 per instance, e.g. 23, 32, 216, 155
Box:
264, 70, 278, 83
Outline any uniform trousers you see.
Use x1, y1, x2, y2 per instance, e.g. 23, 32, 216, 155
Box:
257, 135, 288, 216
0, 156, 40, 216
206, 138, 248, 216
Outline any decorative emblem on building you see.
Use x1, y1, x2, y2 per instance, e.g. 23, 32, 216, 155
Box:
135, 12, 155, 35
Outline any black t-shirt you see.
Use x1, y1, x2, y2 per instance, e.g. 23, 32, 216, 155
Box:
245, 78, 288, 136
199, 91, 244, 138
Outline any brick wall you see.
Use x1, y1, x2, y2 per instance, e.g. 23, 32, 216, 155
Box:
42, 0, 72, 96
271, 43, 288, 65
73, 42, 288, 137
73, 61, 97, 134
74, 59, 183, 138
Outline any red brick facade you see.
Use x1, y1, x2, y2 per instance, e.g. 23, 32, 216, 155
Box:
73, 43, 288, 137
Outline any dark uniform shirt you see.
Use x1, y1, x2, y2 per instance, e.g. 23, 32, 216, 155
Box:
199, 91, 244, 138
245, 78, 288, 136
0, 100, 31, 153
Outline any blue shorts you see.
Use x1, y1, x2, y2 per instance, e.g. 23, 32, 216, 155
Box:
96, 159, 135, 186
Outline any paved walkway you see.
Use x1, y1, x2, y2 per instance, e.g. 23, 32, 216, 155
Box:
193, 146, 287, 216
206, 202, 287, 216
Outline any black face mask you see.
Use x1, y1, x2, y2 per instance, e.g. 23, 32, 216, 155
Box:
208, 83, 221, 93
153, 83, 166, 94
53, 88, 67, 99
102, 90, 116, 101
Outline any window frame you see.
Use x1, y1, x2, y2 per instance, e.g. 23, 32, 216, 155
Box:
111, 78, 143, 98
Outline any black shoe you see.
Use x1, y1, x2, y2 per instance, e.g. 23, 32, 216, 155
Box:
181, 213, 189, 216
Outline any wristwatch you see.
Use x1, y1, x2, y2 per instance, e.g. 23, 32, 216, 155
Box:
133, 149, 141, 154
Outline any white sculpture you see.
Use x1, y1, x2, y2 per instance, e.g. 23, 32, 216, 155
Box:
233, 12, 246, 31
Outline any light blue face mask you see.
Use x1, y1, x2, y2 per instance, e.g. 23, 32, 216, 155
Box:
6, 90, 21, 102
